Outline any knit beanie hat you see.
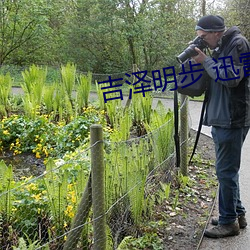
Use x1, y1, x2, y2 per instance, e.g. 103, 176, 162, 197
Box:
195, 15, 225, 32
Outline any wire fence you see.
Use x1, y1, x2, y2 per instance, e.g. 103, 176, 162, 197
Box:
0, 95, 191, 249
0, 62, 193, 249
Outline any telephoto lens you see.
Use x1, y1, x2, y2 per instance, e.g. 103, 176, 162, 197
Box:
176, 36, 208, 63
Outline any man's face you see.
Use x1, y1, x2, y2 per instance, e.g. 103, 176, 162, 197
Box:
196, 30, 221, 49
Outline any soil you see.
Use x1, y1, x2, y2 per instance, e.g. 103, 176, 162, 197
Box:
0, 152, 45, 180
159, 130, 217, 250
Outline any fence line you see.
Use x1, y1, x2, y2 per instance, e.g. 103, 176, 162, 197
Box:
0, 91, 190, 249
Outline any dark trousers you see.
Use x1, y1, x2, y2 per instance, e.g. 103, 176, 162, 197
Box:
211, 126, 249, 225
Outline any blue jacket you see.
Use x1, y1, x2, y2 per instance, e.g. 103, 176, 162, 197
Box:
203, 26, 250, 128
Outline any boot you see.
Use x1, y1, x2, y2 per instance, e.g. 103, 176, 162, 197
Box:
204, 222, 240, 238
211, 214, 247, 229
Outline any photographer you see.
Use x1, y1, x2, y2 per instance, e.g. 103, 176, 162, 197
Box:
192, 15, 250, 238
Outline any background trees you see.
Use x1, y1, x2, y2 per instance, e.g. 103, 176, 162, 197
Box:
0, 0, 249, 73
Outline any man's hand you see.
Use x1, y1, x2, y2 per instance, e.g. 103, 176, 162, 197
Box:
192, 47, 207, 64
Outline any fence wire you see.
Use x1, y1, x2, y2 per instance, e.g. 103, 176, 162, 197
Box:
0, 94, 192, 249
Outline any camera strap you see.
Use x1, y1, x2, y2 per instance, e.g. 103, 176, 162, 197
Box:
189, 90, 208, 164
174, 89, 180, 168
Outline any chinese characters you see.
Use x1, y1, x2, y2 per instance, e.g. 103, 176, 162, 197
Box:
98, 53, 250, 103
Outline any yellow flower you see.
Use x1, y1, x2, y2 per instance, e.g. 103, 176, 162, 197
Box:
26, 183, 37, 191
65, 205, 74, 218
14, 149, 22, 155
43, 147, 49, 157
71, 195, 76, 204
3, 130, 9, 135
36, 152, 41, 159
32, 193, 42, 201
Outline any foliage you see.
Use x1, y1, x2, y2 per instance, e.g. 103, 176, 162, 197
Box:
12, 176, 49, 241
0, 108, 102, 158
104, 100, 174, 246
0, 0, 52, 65
219, 0, 250, 40
13, 235, 47, 250
0, 161, 15, 222
144, 100, 175, 164
0, 73, 12, 117
76, 71, 92, 110
0, 0, 226, 247
0, 149, 91, 249
61, 63, 76, 102
0, 0, 229, 72
21, 65, 47, 118
132, 91, 153, 127
117, 233, 163, 250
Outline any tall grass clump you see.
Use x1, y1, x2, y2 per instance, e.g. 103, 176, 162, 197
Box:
76, 72, 92, 112
131, 91, 153, 135
21, 65, 47, 118
105, 136, 153, 247
145, 100, 175, 164
61, 63, 76, 103
0, 73, 12, 117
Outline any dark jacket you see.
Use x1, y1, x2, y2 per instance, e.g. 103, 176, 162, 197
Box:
203, 26, 250, 128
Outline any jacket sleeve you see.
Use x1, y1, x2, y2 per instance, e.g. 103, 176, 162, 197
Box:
202, 38, 249, 88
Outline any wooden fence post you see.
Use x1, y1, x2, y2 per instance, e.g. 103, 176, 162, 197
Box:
91, 124, 106, 250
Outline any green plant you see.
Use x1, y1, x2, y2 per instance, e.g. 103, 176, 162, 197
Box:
43, 159, 69, 226
96, 81, 105, 110
21, 65, 47, 118
105, 137, 153, 240
0, 73, 12, 117
43, 84, 56, 114
76, 72, 92, 111
157, 182, 171, 204
13, 233, 49, 250
178, 173, 192, 189
117, 233, 163, 250
108, 108, 132, 141
131, 91, 153, 129
144, 100, 174, 164
0, 161, 15, 222
0, 106, 102, 158
60, 62, 76, 102
172, 190, 180, 210
12, 177, 49, 241
0, 115, 57, 157
42, 156, 90, 246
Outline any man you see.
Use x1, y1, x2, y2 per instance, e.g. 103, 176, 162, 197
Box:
192, 15, 250, 238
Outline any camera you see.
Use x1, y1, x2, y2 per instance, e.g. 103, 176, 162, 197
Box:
176, 36, 208, 64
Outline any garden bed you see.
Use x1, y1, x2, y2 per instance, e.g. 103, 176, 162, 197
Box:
0, 129, 217, 250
